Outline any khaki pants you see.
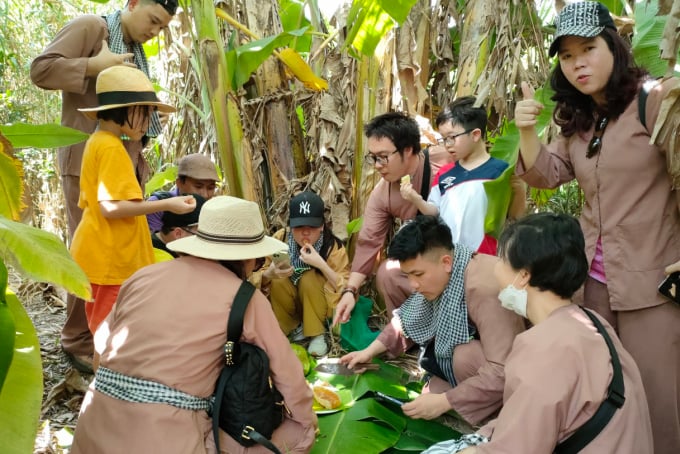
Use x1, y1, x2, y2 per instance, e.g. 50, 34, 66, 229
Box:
270, 271, 331, 337
584, 277, 680, 454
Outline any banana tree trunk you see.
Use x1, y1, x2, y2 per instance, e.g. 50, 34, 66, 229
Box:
455, 0, 493, 97
396, 0, 432, 115
238, 0, 307, 208
190, 0, 254, 201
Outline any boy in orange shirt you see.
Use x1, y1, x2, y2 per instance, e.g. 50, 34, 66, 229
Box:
72, 65, 195, 334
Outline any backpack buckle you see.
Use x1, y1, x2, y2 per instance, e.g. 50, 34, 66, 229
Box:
224, 341, 235, 366
242, 425, 254, 440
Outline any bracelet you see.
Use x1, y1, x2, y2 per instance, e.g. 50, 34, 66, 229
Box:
341, 285, 358, 297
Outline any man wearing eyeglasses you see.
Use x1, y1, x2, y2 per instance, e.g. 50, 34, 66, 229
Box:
333, 112, 449, 326
401, 97, 512, 255
151, 193, 206, 260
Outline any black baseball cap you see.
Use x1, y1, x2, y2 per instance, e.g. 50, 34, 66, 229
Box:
549, 1, 616, 57
289, 191, 324, 228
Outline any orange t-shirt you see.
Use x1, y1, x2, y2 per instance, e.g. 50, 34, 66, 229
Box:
71, 130, 154, 285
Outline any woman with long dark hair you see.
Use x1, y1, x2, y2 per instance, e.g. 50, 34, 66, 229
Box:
514, 2, 680, 452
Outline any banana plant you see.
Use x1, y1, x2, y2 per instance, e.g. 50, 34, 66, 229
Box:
0, 126, 91, 454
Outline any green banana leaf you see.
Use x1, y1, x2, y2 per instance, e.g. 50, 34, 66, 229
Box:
309, 360, 460, 453
144, 165, 178, 196
484, 85, 556, 236
0, 261, 15, 392
0, 144, 22, 221
0, 123, 88, 150
0, 290, 42, 454
390, 418, 461, 452
632, 0, 675, 78
279, 0, 313, 53
0, 216, 91, 301
344, 0, 418, 57
225, 27, 309, 90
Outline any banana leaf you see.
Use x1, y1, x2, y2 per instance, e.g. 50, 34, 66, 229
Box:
632, 0, 674, 78
0, 123, 88, 150
0, 137, 22, 220
0, 216, 91, 300
484, 85, 556, 236
145, 165, 178, 197
224, 27, 308, 89
344, 0, 418, 57
279, 0, 313, 53
390, 418, 461, 452
0, 290, 42, 454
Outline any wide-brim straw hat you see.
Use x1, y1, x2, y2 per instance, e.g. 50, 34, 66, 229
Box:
78, 65, 176, 120
167, 196, 287, 261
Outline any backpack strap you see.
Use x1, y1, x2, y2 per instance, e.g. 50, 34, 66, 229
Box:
639, 79, 660, 132
419, 148, 431, 207
554, 308, 625, 454
214, 281, 276, 454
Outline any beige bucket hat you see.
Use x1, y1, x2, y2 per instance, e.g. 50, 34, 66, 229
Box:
78, 65, 176, 120
167, 196, 286, 260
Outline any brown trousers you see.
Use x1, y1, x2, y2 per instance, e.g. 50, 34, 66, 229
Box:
61, 174, 94, 357
269, 271, 331, 338
584, 277, 680, 454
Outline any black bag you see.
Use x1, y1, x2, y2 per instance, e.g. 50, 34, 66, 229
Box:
211, 281, 285, 454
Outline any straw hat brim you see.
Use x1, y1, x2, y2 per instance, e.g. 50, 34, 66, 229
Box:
166, 233, 287, 261
78, 101, 176, 120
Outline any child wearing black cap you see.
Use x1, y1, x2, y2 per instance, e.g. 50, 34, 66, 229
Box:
258, 191, 350, 356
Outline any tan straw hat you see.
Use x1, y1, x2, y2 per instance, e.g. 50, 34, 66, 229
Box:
78, 65, 176, 120
167, 196, 286, 260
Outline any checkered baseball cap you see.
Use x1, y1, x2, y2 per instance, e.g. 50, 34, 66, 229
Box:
549, 1, 616, 57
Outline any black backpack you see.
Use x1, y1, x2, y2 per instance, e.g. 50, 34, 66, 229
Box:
211, 281, 285, 454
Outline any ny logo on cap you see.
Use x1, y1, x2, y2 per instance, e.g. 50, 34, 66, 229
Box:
299, 201, 311, 215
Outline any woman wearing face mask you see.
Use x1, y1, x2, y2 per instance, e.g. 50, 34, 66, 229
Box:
423, 212, 652, 454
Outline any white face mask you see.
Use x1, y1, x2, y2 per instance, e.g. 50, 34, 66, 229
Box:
498, 272, 528, 318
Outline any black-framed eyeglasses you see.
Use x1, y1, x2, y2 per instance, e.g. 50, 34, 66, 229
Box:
180, 226, 198, 235
586, 116, 609, 159
366, 149, 400, 166
437, 129, 474, 147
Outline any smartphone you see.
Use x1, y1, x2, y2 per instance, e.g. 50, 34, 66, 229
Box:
375, 391, 407, 407
272, 251, 290, 268
658, 272, 680, 305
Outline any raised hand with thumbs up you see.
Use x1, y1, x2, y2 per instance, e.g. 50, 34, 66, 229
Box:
514, 82, 544, 169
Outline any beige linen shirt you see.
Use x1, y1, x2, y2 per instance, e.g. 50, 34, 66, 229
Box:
516, 79, 680, 311
71, 256, 317, 454
476, 305, 653, 454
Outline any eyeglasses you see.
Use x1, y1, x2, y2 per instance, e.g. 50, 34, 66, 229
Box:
586, 116, 609, 159
437, 129, 473, 147
366, 149, 399, 166
180, 226, 198, 235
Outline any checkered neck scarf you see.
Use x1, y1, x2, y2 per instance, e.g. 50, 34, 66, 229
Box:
398, 244, 474, 385
105, 11, 162, 138
288, 232, 324, 285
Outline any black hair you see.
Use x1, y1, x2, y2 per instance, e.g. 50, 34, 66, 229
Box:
435, 96, 488, 138
218, 260, 247, 280
96, 105, 152, 128
550, 28, 649, 136
319, 224, 344, 261
497, 213, 588, 299
387, 215, 454, 261
139, 0, 178, 15
363, 112, 421, 156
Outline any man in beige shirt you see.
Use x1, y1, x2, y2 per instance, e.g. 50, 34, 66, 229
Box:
341, 216, 525, 425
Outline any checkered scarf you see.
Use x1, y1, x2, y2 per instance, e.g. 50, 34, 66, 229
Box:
95, 366, 212, 411
398, 244, 474, 385
105, 10, 162, 137
288, 232, 324, 285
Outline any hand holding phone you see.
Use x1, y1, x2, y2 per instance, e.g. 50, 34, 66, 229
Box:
272, 251, 291, 269
658, 271, 680, 305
